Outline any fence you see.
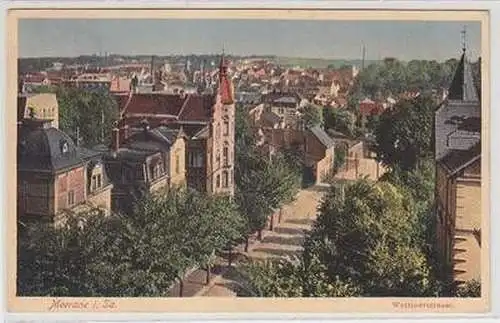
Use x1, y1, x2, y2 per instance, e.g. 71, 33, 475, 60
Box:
335, 157, 387, 181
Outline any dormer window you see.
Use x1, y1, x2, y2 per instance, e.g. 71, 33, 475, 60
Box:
90, 163, 103, 193
61, 141, 69, 154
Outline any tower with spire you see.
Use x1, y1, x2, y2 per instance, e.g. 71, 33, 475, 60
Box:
434, 26, 482, 287
435, 26, 481, 160
208, 48, 236, 195
218, 49, 234, 105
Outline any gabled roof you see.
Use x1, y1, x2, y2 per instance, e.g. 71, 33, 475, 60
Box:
114, 92, 216, 123
438, 142, 481, 176
115, 93, 186, 117
122, 126, 183, 152
447, 51, 479, 102
309, 125, 335, 149
262, 111, 282, 125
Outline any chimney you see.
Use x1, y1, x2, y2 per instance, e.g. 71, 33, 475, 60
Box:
141, 119, 150, 132
120, 124, 129, 143
111, 128, 120, 151
18, 79, 25, 94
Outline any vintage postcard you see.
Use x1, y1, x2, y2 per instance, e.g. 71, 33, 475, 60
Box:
6, 8, 490, 314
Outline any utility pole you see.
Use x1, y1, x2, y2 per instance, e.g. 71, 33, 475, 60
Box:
101, 109, 105, 144
361, 43, 366, 71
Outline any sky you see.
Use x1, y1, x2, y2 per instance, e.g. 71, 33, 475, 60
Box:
18, 19, 481, 61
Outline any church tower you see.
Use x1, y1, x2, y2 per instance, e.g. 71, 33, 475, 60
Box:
210, 50, 235, 196
435, 29, 481, 161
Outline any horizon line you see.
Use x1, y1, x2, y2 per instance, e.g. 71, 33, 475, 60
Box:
18, 52, 475, 64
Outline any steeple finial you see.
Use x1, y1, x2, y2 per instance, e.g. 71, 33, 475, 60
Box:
461, 25, 467, 53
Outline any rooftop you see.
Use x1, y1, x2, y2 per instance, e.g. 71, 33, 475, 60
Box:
438, 142, 481, 176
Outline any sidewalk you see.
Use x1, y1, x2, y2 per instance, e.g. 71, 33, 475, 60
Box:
166, 186, 324, 297
166, 232, 270, 297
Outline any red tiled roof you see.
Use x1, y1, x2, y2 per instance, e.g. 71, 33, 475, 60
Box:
359, 101, 384, 116
220, 77, 234, 105
178, 94, 214, 122
23, 74, 47, 83
110, 77, 131, 93
115, 92, 215, 123
116, 93, 187, 116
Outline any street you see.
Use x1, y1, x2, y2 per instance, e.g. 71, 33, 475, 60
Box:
200, 186, 326, 297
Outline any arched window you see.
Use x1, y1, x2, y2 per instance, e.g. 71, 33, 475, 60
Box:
216, 149, 221, 168
216, 174, 221, 188
90, 164, 103, 193
223, 119, 230, 136
223, 145, 229, 166
222, 171, 229, 188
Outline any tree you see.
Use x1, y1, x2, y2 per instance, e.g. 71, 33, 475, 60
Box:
303, 179, 434, 296
323, 108, 357, 137
373, 95, 435, 171
454, 280, 481, 297
18, 188, 246, 297
237, 255, 359, 297
351, 58, 460, 100
56, 87, 119, 148
235, 149, 300, 249
299, 103, 324, 128
234, 104, 301, 250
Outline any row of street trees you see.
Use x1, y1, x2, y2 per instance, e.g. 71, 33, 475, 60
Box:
237, 91, 480, 297
234, 103, 302, 249
18, 100, 302, 297
18, 188, 246, 296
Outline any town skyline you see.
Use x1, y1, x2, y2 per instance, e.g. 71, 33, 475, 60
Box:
19, 19, 481, 61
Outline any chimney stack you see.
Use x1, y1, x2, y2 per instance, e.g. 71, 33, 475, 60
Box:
141, 119, 150, 132
119, 125, 129, 144
111, 128, 120, 151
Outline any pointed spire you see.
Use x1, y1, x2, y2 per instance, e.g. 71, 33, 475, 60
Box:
461, 25, 467, 53
447, 27, 479, 102
218, 46, 234, 105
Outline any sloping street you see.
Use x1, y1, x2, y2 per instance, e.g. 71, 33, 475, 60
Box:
199, 186, 327, 297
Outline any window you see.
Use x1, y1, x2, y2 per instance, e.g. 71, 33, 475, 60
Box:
222, 171, 229, 188
223, 121, 229, 136
68, 190, 75, 206
188, 151, 204, 168
151, 161, 164, 180
175, 154, 180, 174
223, 147, 229, 166
61, 141, 69, 154
91, 173, 102, 192
216, 175, 221, 188
216, 123, 221, 139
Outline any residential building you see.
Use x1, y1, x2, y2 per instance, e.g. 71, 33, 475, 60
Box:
113, 54, 235, 196
17, 118, 113, 225
261, 91, 302, 129
435, 48, 482, 285
264, 125, 335, 185
18, 93, 59, 129
359, 98, 385, 128
101, 122, 187, 213
327, 130, 386, 181
62, 73, 112, 92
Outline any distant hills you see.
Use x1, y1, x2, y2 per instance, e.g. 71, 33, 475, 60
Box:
275, 57, 381, 69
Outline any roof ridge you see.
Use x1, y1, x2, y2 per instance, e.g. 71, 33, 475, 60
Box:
177, 93, 192, 119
